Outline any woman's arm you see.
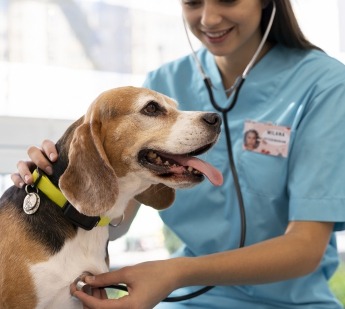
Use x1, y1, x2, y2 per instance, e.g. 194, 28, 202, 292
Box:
175, 221, 333, 286
72, 221, 334, 309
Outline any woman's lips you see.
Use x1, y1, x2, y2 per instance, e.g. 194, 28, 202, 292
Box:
203, 27, 233, 43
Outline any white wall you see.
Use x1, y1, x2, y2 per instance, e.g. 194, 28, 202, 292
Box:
0, 116, 73, 174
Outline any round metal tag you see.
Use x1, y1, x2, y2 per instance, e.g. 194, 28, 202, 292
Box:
23, 192, 41, 215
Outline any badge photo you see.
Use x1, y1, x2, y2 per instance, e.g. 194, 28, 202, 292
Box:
243, 120, 291, 158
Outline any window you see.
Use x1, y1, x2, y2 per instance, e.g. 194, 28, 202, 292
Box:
0, 0, 193, 119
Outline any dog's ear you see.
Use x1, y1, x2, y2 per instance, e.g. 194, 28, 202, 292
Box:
135, 184, 175, 210
59, 120, 119, 217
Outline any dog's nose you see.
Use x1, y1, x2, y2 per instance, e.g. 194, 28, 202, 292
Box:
203, 113, 222, 133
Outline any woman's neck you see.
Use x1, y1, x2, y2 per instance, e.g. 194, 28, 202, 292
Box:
215, 42, 273, 93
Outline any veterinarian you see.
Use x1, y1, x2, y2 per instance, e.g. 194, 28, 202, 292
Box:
13, 0, 345, 308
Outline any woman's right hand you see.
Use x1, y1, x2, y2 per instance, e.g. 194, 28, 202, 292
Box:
11, 139, 58, 188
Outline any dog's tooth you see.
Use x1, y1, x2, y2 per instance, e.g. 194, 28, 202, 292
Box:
148, 151, 157, 159
164, 161, 170, 166
188, 166, 193, 172
155, 157, 162, 165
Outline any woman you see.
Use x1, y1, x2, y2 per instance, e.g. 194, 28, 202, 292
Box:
13, 0, 345, 308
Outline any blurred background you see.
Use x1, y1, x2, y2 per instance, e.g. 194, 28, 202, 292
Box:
0, 0, 344, 304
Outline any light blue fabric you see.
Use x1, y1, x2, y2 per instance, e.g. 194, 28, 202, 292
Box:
143, 45, 345, 308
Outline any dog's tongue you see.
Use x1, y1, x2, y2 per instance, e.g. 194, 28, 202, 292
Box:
174, 156, 223, 186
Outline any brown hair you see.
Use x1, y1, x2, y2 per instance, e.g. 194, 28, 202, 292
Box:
261, 0, 322, 51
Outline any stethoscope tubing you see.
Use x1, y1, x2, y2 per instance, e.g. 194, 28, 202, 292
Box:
103, 2, 277, 304
204, 77, 247, 248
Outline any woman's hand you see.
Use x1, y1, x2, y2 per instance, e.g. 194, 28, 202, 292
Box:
71, 260, 179, 309
11, 139, 58, 187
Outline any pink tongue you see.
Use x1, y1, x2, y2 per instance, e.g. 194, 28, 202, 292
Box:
173, 156, 223, 186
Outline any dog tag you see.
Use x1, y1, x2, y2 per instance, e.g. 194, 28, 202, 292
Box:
23, 192, 41, 215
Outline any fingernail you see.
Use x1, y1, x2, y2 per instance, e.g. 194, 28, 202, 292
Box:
19, 182, 24, 188
45, 166, 53, 175
49, 153, 56, 161
85, 276, 95, 283
24, 175, 30, 183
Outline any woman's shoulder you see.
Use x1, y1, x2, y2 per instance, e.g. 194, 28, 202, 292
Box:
304, 50, 345, 90
144, 47, 208, 96
147, 53, 194, 79
264, 45, 345, 91
277, 45, 345, 75
144, 48, 209, 90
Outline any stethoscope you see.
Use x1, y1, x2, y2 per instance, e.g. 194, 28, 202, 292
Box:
164, 1, 277, 301
183, 1, 276, 251
104, 2, 277, 303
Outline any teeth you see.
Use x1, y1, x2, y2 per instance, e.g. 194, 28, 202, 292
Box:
155, 157, 162, 165
205, 29, 229, 38
148, 151, 157, 159
146, 150, 199, 174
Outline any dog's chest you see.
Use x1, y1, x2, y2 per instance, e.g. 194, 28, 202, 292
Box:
30, 227, 110, 309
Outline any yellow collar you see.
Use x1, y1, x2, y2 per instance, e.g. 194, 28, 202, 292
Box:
32, 169, 111, 230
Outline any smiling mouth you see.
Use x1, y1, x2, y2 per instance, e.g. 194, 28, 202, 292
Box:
203, 28, 233, 40
138, 143, 223, 186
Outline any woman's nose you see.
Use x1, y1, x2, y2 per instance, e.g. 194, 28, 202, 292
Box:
200, 3, 222, 28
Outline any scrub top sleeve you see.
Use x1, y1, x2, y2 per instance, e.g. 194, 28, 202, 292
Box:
288, 77, 345, 231
142, 69, 168, 94
142, 73, 153, 89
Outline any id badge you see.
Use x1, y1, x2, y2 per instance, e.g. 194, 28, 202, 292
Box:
243, 120, 291, 157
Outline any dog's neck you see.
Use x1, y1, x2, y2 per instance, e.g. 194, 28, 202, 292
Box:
103, 175, 152, 220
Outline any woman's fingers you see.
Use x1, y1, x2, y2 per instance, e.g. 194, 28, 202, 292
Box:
11, 139, 58, 187
41, 139, 58, 162
83, 270, 126, 289
12, 160, 36, 186
11, 172, 26, 188
73, 291, 128, 309
27, 145, 52, 174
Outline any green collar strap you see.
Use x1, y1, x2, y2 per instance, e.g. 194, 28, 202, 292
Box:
32, 169, 111, 230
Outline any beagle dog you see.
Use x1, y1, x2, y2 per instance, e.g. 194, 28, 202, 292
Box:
0, 86, 223, 309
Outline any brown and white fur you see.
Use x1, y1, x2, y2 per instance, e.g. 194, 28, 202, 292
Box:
0, 86, 221, 309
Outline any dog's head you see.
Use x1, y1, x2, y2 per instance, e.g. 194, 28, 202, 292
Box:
59, 86, 222, 216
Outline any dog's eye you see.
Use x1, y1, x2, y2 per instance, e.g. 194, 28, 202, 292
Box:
141, 101, 163, 116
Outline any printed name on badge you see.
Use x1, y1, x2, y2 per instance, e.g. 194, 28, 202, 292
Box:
243, 120, 291, 157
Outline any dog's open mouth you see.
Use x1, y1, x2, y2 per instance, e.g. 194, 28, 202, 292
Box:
138, 144, 223, 186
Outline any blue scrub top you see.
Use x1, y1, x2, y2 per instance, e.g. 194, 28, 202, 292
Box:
143, 45, 345, 308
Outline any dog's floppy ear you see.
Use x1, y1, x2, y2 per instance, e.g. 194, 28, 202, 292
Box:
59, 120, 119, 217
135, 184, 175, 210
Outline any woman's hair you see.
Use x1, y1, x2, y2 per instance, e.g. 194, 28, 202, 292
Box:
262, 0, 322, 51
